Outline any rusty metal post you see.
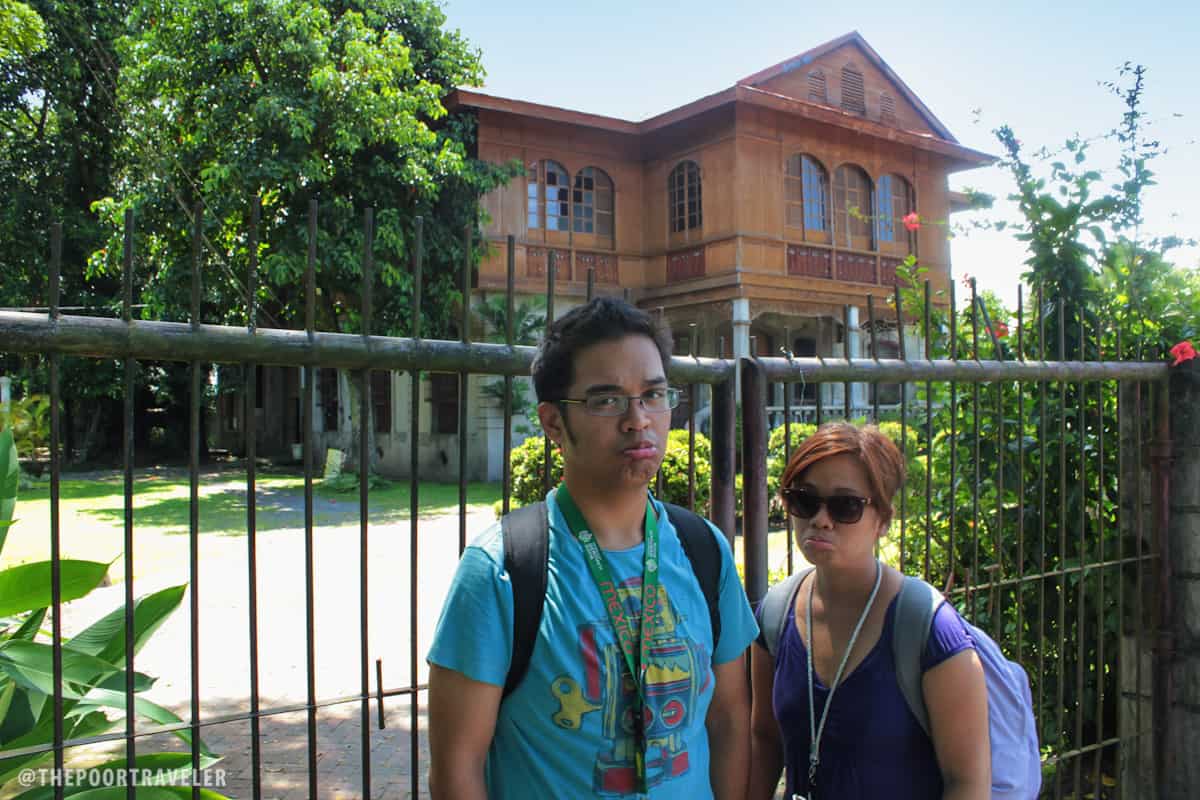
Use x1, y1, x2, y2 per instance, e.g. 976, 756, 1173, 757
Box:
709, 377, 736, 550
1162, 358, 1200, 799
741, 357, 769, 607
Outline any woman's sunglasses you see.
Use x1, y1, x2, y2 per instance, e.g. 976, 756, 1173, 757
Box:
780, 487, 871, 524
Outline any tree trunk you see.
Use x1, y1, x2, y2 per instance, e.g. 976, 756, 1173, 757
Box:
344, 370, 378, 475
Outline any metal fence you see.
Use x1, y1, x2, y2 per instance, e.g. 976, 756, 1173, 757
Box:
0, 206, 1173, 800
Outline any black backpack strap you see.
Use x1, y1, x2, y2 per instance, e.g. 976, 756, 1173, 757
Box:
664, 503, 722, 653
759, 568, 810, 659
501, 502, 549, 700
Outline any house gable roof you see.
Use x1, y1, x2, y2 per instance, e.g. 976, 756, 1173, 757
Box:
738, 31, 958, 143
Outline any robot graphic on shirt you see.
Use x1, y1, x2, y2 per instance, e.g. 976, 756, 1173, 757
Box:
550, 576, 711, 796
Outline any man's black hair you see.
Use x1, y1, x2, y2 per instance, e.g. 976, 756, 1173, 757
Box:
531, 297, 674, 403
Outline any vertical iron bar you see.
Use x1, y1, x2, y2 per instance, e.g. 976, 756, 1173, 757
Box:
502, 236, 515, 516
948, 281, 958, 591
1114, 325, 1125, 791
245, 197, 262, 800
409, 215, 424, 800
1134, 376, 1144, 789
866, 295, 879, 423
586, 265, 595, 302
543, 251, 556, 493
48, 223, 64, 800
121, 207, 136, 800
1093, 316, 1105, 796
687, 324, 698, 512
1016, 286, 1026, 666
189, 203, 203, 800
842, 305, 851, 420
359, 208, 375, 800
993, 303, 1005, 642
303, 200, 319, 800
894, 283, 908, 574
970, 279, 980, 623
1055, 296, 1067, 799
741, 358, 769, 606
782, 327, 793, 575
459, 224, 471, 554
1037, 287, 1047, 744
923, 280, 933, 583
1074, 316, 1086, 794
814, 327, 824, 426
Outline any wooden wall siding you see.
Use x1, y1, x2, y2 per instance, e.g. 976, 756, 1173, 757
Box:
787, 245, 832, 278
527, 246, 572, 280
667, 248, 706, 282
577, 251, 619, 284
836, 252, 877, 284
753, 44, 935, 136
880, 256, 906, 289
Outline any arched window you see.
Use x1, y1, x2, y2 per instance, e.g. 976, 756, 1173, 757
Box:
527, 159, 570, 231
876, 174, 914, 248
785, 154, 830, 242
833, 164, 874, 250
841, 65, 866, 115
573, 167, 614, 237
668, 160, 702, 233
808, 70, 827, 103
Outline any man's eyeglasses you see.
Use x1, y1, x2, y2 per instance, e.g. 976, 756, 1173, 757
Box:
780, 487, 872, 524
559, 387, 682, 417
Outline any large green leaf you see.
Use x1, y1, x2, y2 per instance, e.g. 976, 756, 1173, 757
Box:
0, 641, 151, 696
7, 607, 47, 642
0, 428, 16, 557
0, 561, 111, 618
66, 585, 186, 664
0, 677, 14, 724
12, 752, 227, 800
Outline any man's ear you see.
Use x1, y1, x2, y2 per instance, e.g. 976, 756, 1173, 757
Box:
537, 401, 567, 447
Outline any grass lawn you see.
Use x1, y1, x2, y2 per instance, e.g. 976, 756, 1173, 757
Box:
0, 470, 502, 579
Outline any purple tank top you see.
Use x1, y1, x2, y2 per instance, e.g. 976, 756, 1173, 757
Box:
762, 593, 974, 799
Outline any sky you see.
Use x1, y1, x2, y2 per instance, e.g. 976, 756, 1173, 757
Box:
439, 0, 1199, 309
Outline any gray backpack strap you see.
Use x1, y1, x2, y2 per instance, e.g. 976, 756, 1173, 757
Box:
759, 568, 813, 659
892, 574, 941, 735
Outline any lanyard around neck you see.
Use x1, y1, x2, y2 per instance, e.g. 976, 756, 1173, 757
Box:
804, 561, 882, 799
556, 483, 659, 794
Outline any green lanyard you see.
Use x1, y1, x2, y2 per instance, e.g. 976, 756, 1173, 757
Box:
556, 484, 659, 794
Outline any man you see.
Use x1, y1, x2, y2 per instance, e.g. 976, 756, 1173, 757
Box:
428, 297, 757, 799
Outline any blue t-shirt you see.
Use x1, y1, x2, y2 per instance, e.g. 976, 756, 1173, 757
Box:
427, 489, 759, 799
765, 591, 974, 799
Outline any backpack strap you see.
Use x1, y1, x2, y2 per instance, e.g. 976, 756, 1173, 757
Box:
759, 568, 811, 659
501, 502, 549, 700
892, 574, 941, 736
664, 502, 722, 652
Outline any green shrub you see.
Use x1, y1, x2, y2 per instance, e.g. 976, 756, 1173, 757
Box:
501, 429, 712, 515
508, 434, 564, 508
658, 429, 712, 511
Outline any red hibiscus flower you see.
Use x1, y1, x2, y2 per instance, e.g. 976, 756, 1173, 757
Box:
1170, 340, 1197, 366
993, 322, 1010, 339
903, 212, 921, 232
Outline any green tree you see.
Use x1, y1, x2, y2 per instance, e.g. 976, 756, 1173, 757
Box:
0, 0, 44, 61
0, 1, 132, 461
91, 0, 519, 469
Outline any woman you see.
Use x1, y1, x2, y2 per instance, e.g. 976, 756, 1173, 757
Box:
748, 422, 991, 800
